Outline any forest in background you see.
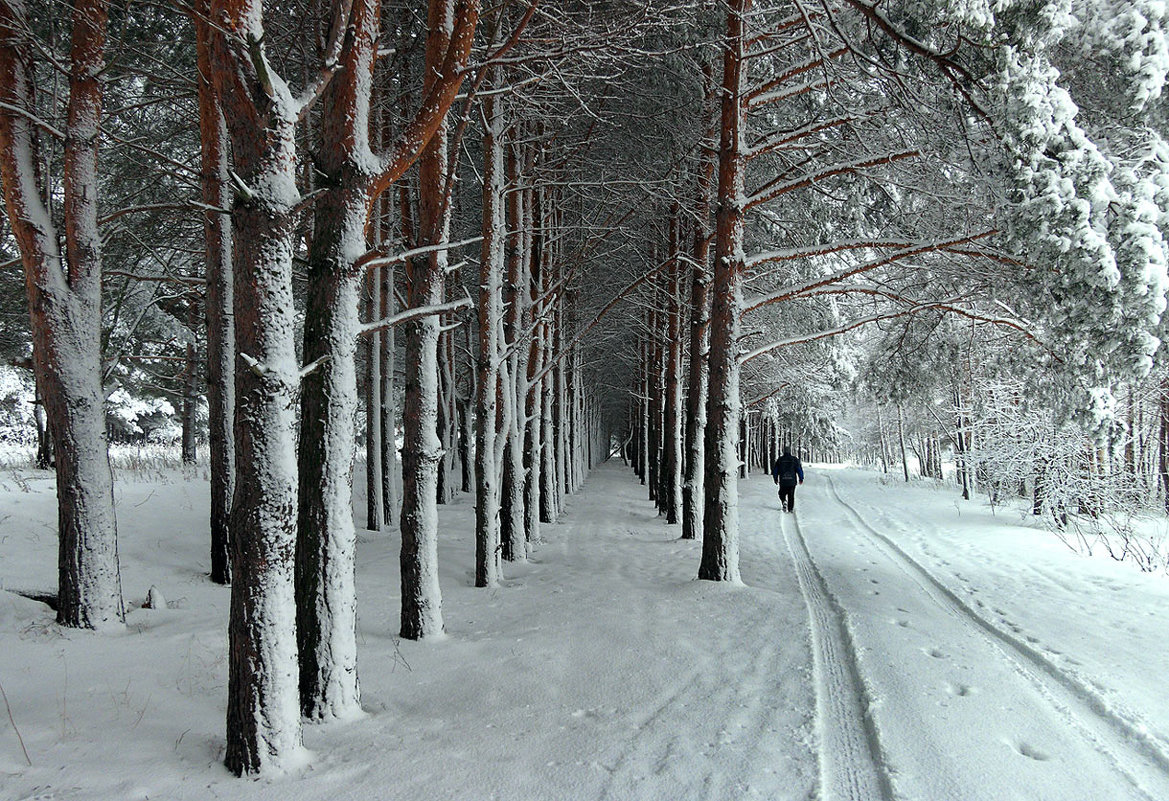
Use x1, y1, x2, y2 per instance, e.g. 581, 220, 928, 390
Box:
2, 0, 1169, 777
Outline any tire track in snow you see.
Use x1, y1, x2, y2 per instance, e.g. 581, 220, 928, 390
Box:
781, 511, 893, 801
825, 474, 1169, 800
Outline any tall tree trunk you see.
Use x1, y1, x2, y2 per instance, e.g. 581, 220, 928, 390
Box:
1125, 385, 1137, 476
0, 0, 125, 629
195, 0, 234, 583
682, 58, 717, 541
639, 336, 650, 486
436, 329, 456, 503
380, 261, 399, 524
211, 0, 307, 770
181, 318, 199, 464
365, 169, 386, 531
699, 0, 747, 583
401, 0, 456, 639
897, 405, 910, 483
648, 294, 661, 506
474, 84, 504, 587
500, 131, 528, 561
366, 265, 386, 531
662, 211, 683, 524
522, 159, 542, 545
555, 295, 569, 506
459, 391, 473, 493
538, 195, 559, 525
293, 0, 388, 722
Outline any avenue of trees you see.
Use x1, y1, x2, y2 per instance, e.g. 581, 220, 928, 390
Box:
2, 0, 1168, 776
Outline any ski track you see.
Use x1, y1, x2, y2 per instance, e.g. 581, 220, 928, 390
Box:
822, 473, 1169, 800
780, 510, 893, 801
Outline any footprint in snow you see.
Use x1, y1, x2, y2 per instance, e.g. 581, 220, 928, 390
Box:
924, 647, 949, 659
945, 682, 977, 697
1010, 741, 1052, 762
891, 619, 910, 628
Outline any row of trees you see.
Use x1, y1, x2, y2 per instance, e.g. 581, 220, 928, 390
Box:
0, 0, 637, 775
3, 0, 1169, 778
615, 0, 1169, 583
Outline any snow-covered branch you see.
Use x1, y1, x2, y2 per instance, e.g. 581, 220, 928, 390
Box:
298, 354, 331, 380
745, 151, 920, 211
359, 296, 472, 336
740, 300, 958, 364
0, 101, 65, 140
742, 232, 999, 313
359, 236, 484, 271
744, 47, 847, 108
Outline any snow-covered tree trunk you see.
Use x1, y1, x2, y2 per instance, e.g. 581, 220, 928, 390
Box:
521, 159, 542, 545
640, 336, 649, 486
648, 293, 661, 505
365, 179, 387, 531
458, 391, 472, 494
474, 85, 504, 588
554, 297, 569, 505
366, 265, 386, 531
297, 235, 364, 718
181, 321, 199, 465
1159, 382, 1169, 511
0, 0, 125, 629
538, 197, 559, 525
662, 212, 683, 524
897, 405, 909, 482
209, 0, 311, 772
499, 134, 529, 562
682, 59, 716, 541
293, 0, 388, 722
523, 317, 543, 543
699, 0, 747, 583
400, 0, 457, 639
572, 345, 586, 491
436, 329, 457, 504
380, 260, 399, 525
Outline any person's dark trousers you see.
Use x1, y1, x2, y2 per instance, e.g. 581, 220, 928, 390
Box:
779, 485, 796, 512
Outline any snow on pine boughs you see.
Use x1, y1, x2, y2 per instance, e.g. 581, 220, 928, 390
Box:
1083, 0, 1169, 111
998, 46, 1169, 423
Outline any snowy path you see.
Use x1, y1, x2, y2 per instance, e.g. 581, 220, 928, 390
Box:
773, 470, 1169, 801
543, 468, 815, 801
779, 512, 891, 800
3, 462, 1169, 800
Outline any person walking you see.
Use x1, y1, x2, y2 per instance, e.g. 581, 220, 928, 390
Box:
771, 446, 804, 513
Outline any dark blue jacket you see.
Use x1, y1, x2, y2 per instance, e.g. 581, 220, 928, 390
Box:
771, 453, 804, 487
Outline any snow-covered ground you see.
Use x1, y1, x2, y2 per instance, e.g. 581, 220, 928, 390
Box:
1, 460, 1168, 800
